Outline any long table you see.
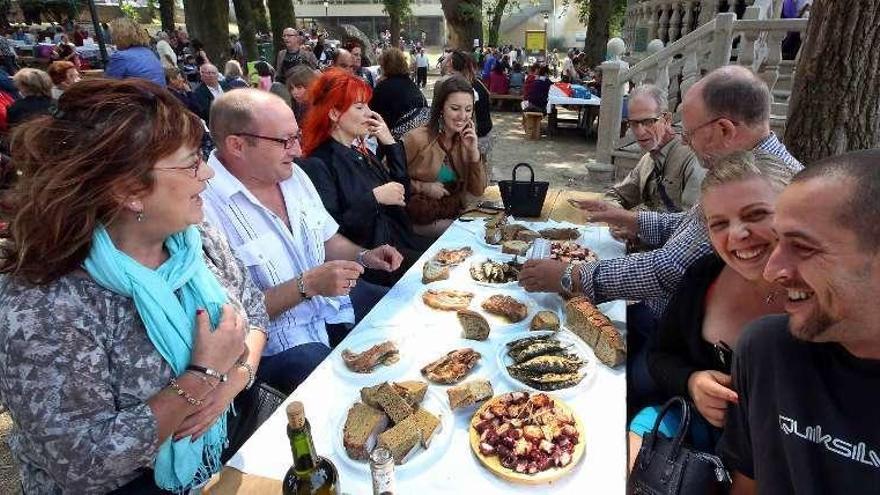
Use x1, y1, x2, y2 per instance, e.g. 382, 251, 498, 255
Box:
207, 217, 628, 494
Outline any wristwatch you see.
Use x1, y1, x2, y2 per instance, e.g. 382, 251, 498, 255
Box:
297, 274, 311, 300
356, 249, 370, 269
560, 263, 575, 294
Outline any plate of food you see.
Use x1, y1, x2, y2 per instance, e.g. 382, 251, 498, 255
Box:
333, 332, 413, 383
420, 346, 488, 386
469, 391, 585, 483
495, 331, 597, 397
421, 246, 475, 284
548, 240, 599, 263
468, 255, 523, 288
335, 383, 453, 476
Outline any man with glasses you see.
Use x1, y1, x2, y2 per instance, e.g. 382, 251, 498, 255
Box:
275, 28, 318, 85
604, 84, 703, 215
202, 89, 402, 395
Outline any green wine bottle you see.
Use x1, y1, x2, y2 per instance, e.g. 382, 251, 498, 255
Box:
281, 402, 339, 495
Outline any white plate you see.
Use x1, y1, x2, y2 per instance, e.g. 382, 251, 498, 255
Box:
332, 331, 413, 384
417, 338, 498, 387
466, 254, 523, 289
495, 329, 598, 399
332, 388, 454, 477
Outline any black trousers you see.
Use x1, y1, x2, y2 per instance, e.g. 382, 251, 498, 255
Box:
416, 66, 428, 87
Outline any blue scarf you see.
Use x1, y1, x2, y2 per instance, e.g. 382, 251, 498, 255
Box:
84, 225, 229, 492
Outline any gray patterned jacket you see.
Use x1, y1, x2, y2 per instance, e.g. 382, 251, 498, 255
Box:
0, 223, 269, 494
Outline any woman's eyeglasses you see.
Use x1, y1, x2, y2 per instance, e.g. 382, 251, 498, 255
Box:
154, 154, 205, 178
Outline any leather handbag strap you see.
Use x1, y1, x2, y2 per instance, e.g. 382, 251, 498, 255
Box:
511, 162, 535, 183
642, 396, 693, 462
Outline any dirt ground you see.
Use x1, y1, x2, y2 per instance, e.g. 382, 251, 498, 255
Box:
0, 75, 613, 495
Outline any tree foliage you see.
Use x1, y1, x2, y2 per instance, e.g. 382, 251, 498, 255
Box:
19, 0, 81, 24
441, 0, 483, 50
382, 0, 411, 45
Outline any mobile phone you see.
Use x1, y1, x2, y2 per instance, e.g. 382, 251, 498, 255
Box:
477, 200, 505, 211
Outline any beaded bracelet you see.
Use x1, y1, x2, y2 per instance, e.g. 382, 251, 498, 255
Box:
235, 360, 256, 390
169, 377, 205, 407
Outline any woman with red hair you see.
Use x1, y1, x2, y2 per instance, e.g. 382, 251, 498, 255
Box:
300, 68, 430, 286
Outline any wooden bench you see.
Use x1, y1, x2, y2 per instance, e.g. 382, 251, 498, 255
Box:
489, 93, 523, 111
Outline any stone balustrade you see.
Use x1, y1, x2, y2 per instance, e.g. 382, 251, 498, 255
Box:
624, 0, 789, 51
596, 9, 808, 168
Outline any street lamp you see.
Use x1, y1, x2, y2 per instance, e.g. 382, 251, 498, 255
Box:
542, 11, 549, 56
324, 0, 329, 23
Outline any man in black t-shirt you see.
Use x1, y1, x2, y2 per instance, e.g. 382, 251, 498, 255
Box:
721, 149, 880, 495
274, 28, 318, 84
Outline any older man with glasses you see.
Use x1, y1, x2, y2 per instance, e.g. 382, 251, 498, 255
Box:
201, 89, 401, 395
604, 84, 704, 216
275, 28, 318, 85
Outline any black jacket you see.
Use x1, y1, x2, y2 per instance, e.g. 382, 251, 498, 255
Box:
371, 75, 427, 129
6, 95, 51, 128
473, 78, 493, 137
193, 81, 231, 123
302, 139, 431, 284
647, 254, 728, 398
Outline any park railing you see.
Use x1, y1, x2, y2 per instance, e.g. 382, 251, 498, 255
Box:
596, 9, 809, 167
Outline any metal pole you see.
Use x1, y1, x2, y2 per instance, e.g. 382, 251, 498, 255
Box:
86, 0, 108, 66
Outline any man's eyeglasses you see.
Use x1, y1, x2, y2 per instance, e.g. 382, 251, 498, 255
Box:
234, 132, 302, 150
682, 116, 737, 145
154, 154, 205, 178
625, 115, 664, 129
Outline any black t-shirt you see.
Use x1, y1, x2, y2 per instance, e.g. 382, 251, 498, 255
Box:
719, 315, 880, 494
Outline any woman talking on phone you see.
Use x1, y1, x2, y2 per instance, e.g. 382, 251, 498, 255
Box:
402, 75, 487, 238
300, 68, 431, 286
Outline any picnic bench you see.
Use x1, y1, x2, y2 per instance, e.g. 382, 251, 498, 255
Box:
489, 92, 523, 111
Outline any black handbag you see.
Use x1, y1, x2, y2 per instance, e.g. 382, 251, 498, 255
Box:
628, 397, 732, 495
498, 163, 549, 218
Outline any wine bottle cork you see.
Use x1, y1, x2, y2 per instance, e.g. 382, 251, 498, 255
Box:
286, 401, 305, 428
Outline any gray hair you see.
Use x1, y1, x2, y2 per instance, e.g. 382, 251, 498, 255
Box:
156, 31, 169, 41
699, 65, 771, 127
210, 89, 287, 150
629, 84, 668, 115
701, 149, 794, 195
224, 60, 244, 79
794, 149, 880, 252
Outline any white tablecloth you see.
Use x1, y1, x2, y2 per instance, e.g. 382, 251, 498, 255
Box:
546, 95, 601, 114
227, 219, 628, 494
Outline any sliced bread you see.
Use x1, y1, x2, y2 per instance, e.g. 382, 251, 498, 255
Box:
407, 407, 441, 447
501, 240, 530, 256
457, 309, 491, 341
375, 382, 414, 424
342, 402, 388, 461
515, 229, 542, 242
446, 379, 494, 410
360, 383, 383, 409
377, 421, 421, 465
530, 310, 560, 331
564, 296, 626, 367
393, 381, 428, 408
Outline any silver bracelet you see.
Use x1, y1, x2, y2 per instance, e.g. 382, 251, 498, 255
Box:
248, 324, 269, 338
235, 361, 256, 390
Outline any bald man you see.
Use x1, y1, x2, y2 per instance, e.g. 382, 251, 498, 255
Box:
275, 28, 318, 84
332, 48, 355, 73
192, 63, 230, 123
202, 89, 401, 394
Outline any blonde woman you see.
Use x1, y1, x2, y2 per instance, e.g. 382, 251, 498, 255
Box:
7, 68, 53, 127
223, 60, 249, 89
105, 17, 165, 87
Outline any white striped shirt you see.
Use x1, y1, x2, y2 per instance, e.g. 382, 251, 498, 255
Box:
202, 153, 354, 355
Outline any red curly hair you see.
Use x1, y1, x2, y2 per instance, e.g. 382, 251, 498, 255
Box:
301, 67, 373, 157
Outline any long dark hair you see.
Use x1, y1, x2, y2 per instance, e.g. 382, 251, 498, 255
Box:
448, 50, 476, 82
428, 75, 474, 136
0, 79, 204, 284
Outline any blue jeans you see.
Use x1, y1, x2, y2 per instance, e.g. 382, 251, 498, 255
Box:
627, 302, 664, 417
257, 342, 331, 395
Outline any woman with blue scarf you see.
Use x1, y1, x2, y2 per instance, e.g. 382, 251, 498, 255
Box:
0, 79, 269, 494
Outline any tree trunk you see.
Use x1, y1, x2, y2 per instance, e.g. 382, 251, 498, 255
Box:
183, 0, 231, 67
159, 0, 176, 33
784, 0, 880, 163
389, 14, 401, 45
267, 0, 297, 57
488, 0, 508, 47
232, 0, 259, 60
251, 0, 271, 35
441, 0, 482, 51
583, 0, 613, 68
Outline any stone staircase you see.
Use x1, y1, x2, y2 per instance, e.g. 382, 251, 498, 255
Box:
595, 7, 809, 176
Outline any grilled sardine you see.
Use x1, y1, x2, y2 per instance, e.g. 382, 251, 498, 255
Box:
508, 341, 571, 363
507, 354, 583, 375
